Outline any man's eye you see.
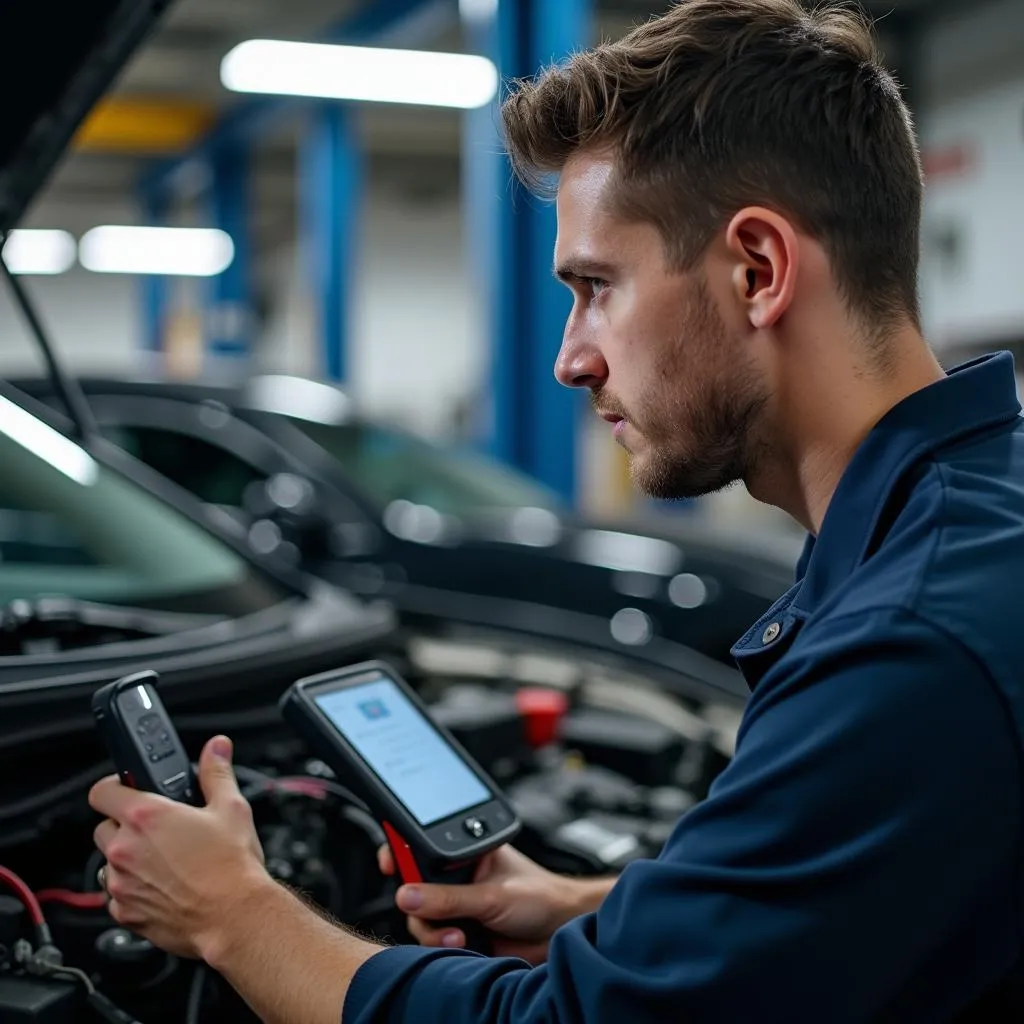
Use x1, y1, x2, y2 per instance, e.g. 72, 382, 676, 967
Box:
584, 278, 608, 298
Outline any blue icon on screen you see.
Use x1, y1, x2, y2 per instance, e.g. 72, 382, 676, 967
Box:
358, 699, 390, 721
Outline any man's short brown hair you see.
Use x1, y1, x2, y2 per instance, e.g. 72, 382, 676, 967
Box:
502, 0, 923, 335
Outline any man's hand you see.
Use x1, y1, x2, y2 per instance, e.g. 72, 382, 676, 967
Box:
89, 735, 273, 960
379, 843, 615, 964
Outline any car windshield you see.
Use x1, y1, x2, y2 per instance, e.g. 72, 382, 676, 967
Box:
0, 392, 286, 614
287, 418, 564, 516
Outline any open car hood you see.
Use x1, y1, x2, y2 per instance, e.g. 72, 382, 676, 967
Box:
0, 0, 174, 232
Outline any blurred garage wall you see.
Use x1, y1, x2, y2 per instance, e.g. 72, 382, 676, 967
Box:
3, 0, 1024, 526
259, 194, 481, 437
1, 186, 479, 439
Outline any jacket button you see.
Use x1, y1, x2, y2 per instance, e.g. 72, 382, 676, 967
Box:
762, 622, 781, 644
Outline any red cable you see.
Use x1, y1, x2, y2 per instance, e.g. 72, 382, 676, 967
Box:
277, 778, 328, 798
36, 889, 107, 911
0, 865, 46, 926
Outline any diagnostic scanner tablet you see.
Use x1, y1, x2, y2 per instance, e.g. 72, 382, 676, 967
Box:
279, 660, 521, 885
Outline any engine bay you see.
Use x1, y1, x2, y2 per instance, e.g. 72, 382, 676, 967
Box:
0, 630, 740, 1023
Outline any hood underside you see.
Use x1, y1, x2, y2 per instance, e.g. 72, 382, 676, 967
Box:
0, 0, 175, 233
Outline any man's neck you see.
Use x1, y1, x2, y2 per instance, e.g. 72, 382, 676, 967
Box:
749, 326, 945, 535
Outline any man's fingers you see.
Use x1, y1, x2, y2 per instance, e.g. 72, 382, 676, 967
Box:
93, 818, 118, 856
378, 844, 395, 876
376, 848, 465, 945
89, 775, 139, 821
407, 917, 466, 949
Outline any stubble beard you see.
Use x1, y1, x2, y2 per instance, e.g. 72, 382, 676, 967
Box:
624, 284, 770, 501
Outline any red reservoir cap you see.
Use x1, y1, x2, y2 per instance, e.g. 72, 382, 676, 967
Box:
515, 687, 569, 749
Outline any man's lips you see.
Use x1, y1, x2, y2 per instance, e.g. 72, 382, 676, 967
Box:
597, 411, 628, 439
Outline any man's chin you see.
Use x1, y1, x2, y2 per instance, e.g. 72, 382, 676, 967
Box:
628, 450, 679, 500
629, 450, 733, 502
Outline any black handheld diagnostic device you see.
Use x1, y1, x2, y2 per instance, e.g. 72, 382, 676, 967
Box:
280, 660, 521, 889
92, 670, 200, 806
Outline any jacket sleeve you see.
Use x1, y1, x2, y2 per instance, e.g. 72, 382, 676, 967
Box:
343, 610, 1021, 1024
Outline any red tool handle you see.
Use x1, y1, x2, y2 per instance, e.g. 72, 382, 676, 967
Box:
383, 821, 423, 884
382, 821, 491, 953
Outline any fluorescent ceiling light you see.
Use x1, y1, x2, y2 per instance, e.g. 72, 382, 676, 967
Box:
0, 394, 98, 486
79, 226, 234, 277
1, 230, 76, 275
221, 40, 499, 110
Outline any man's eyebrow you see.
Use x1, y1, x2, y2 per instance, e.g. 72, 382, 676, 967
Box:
553, 258, 617, 283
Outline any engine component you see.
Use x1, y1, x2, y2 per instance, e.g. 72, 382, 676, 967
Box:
252, 787, 344, 918
559, 708, 685, 788
676, 737, 732, 801
0, 651, 735, 1024
0, 893, 27, 952
514, 687, 569, 749
429, 685, 531, 782
648, 786, 697, 820
93, 928, 167, 989
261, 816, 332, 889
506, 760, 696, 874
551, 814, 647, 872
508, 764, 648, 827
0, 975, 79, 1022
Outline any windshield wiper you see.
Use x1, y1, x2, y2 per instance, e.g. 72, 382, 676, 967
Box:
0, 596, 226, 656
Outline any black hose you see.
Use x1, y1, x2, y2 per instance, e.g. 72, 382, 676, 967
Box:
185, 964, 207, 1024
0, 762, 110, 823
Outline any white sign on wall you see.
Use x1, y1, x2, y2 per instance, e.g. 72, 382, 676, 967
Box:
919, 78, 1024, 349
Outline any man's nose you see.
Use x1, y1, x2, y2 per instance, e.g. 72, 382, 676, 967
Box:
554, 331, 608, 390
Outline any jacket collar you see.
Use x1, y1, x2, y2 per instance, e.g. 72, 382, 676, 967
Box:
794, 351, 1021, 612
730, 351, 1021, 679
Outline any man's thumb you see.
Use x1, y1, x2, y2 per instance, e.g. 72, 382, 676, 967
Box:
397, 882, 496, 924
198, 735, 239, 804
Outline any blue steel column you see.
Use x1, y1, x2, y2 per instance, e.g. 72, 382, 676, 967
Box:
206, 144, 253, 362
466, 0, 592, 504
300, 104, 360, 383
462, 4, 500, 448
139, 187, 168, 355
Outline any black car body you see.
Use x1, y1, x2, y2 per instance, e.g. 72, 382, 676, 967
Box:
16, 373, 799, 703
0, 378, 402, 849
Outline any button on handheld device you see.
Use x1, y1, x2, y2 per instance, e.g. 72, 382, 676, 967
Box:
280, 660, 522, 950
92, 670, 200, 805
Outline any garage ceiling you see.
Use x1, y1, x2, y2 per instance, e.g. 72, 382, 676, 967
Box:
25, 0, 992, 240
116, 0, 368, 100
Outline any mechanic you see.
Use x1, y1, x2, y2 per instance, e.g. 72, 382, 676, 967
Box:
87, 0, 1024, 1020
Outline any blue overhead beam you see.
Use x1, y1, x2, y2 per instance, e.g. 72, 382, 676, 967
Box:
205, 144, 253, 363
140, 0, 458, 204
300, 105, 360, 383
465, 0, 593, 504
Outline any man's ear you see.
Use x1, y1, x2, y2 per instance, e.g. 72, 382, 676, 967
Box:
724, 207, 799, 330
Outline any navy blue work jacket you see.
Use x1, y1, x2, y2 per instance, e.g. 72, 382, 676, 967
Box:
344, 352, 1024, 1023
